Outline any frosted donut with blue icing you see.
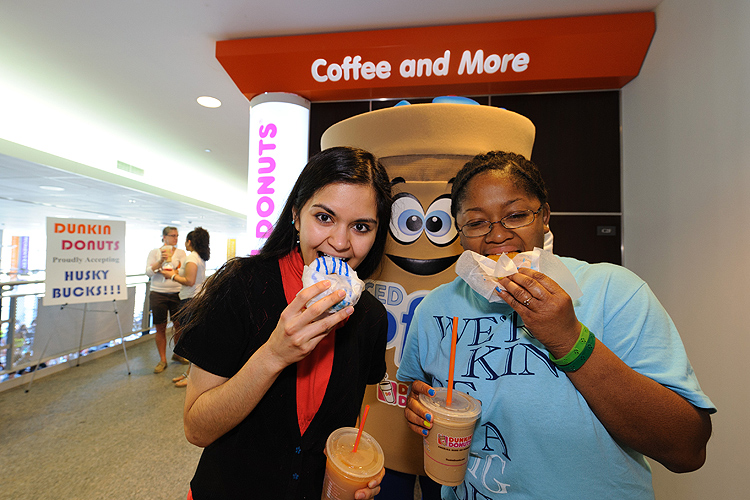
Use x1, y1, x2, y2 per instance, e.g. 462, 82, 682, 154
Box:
301, 255, 365, 312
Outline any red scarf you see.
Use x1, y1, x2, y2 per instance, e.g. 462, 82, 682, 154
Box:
279, 250, 337, 436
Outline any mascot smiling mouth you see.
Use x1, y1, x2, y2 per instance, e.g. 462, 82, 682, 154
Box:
385, 254, 459, 276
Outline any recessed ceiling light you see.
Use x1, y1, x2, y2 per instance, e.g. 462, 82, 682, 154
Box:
204, 148, 212, 153
128, 199, 137, 203
197, 96, 221, 108
39, 185, 65, 191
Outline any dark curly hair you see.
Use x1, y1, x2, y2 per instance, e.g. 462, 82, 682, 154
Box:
451, 151, 549, 228
186, 227, 210, 261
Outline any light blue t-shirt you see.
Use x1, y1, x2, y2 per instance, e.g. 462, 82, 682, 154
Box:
397, 257, 715, 500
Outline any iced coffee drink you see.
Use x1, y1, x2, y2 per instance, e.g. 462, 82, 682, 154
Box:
321, 427, 384, 500
161, 245, 174, 270
420, 388, 481, 486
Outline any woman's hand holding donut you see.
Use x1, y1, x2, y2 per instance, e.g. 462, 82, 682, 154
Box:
404, 380, 436, 437
264, 280, 353, 370
496, 268, 581, 358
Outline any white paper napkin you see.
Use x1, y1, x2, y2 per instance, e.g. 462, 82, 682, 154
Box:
455, 248, 582, 303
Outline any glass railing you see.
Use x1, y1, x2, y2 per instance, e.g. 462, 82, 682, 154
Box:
0, 274, 154, 384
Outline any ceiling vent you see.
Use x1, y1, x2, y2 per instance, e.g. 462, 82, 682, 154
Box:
117, 161, 144, 176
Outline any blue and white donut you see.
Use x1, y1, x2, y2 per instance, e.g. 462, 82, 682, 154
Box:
302, 255, 365, 312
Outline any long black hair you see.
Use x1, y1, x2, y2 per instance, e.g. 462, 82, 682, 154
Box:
176, 146, 392, 333
186, 227, 210, 261
451, 150, 549, 227
259, 146, 392, 279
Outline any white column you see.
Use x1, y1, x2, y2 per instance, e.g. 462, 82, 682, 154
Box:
247, 93, 310, 255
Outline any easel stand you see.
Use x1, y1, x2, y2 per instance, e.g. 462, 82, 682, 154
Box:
25, 300, 131, 393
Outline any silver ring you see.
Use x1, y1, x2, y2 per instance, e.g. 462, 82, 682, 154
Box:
522, 297, 532, 307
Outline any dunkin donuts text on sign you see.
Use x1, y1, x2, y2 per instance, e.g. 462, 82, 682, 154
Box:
255, 123, 277, 240
311, 50, 529, 82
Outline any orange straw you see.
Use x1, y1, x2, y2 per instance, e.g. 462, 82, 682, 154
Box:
447, 316, 458, 406
352, 404, 370, 453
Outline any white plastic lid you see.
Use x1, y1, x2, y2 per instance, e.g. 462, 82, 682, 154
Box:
325, 427, 385, 480
419, 387, 481, 424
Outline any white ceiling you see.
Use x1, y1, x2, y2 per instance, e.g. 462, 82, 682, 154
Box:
0, 0, 661, 238
0, 152, 247, 234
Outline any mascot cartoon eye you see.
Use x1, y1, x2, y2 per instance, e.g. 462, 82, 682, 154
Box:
389, 193, 458, 246
390, 193, 424, 244
424, 196, 458, 246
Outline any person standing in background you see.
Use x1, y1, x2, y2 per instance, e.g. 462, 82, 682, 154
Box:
160, 227, 210, 387
145, 226, 187, 373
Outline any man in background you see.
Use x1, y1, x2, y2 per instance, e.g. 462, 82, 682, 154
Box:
145, 226, 186, 373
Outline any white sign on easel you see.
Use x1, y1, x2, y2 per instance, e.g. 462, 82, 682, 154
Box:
44, 218, 127, 306
26, 218, 130, 391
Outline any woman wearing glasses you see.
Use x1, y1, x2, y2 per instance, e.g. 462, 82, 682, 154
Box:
397, 151, 715, 499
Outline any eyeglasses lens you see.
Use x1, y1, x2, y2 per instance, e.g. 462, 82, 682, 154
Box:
460, 209, 538, 237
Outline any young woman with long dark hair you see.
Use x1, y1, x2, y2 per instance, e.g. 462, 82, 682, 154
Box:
174, 146, 393, 500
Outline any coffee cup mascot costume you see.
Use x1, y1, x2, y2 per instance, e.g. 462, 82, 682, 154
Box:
321, 99, 538, 493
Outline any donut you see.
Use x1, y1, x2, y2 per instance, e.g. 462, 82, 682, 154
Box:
487, 252, 519, 261
302, 255, 365, 312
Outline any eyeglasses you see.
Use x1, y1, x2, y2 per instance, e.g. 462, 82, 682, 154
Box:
458, 205, 544, 238
166, 233, 178, 238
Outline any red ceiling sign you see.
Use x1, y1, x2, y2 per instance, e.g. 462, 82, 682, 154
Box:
217, 12, 655, 102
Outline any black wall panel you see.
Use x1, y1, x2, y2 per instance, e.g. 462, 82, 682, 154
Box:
549, 215, 622, 265
491, 92, 621, 213
308, 101, 371, 156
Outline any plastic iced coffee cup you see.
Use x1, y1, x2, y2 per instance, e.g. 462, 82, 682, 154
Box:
321, 427, 384, 500
420, 387, 481, 486
161, 245, 174, 270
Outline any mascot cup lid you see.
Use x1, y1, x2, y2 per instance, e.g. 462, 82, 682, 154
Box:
320, 101, 535, 179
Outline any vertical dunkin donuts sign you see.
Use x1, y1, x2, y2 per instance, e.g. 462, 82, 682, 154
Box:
44, 218, 127, 306
247, 93, 310, 254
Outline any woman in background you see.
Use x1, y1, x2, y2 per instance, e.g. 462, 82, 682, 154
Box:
160, 227, 210, 387
145, 226, 186, 373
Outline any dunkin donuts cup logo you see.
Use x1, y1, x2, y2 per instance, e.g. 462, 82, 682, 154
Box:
437, 433, 472, 449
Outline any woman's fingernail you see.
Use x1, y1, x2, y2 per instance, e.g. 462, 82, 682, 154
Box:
428, 388, 435, 396
345, 306, 354, 315
422, 429, 429, 436
425, 413, 432, 422
423, 420, 432, 428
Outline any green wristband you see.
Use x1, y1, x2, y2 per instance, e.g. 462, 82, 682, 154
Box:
556, 328, 596, 373
549, 324, 590, 365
